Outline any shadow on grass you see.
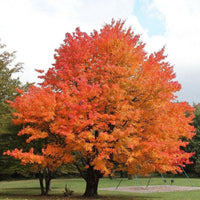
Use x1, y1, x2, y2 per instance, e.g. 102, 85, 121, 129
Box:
0, 194, 162, 200
0, 188, 161, 200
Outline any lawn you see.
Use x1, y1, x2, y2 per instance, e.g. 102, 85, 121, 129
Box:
0, 177, 200, 200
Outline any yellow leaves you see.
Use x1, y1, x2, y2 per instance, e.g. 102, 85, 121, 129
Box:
97, 132, 114, 143
125, 138, 140, 150
92, 157, 110, 175
64, 131, 75, 142
81, 142, 93, 153
78, 131, 94, 141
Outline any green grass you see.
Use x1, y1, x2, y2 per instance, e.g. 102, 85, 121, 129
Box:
0, 177, 200, 200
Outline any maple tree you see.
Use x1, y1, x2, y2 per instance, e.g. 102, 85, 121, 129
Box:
4, 86, 73, 195
5, 20, 195, 197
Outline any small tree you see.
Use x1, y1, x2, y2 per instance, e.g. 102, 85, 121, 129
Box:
5, 147, 64, 195
4, 86, 73, 195
5, 20, 195, 197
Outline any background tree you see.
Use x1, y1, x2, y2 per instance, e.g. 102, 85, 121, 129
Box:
185, 103, 200, 175
0, 42, 22, 135
5, 20, 195, 197
0, 42, 30, 179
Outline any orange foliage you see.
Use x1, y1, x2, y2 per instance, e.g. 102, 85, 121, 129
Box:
4, 85, 73, 172
5, 20, 195, 176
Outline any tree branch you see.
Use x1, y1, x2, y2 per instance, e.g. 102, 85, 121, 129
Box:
74, 163, 87, 181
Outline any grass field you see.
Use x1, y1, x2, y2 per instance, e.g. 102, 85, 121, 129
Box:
0, 177, 200, 200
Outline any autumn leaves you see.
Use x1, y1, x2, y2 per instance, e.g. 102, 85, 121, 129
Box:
4, 20, 195, 196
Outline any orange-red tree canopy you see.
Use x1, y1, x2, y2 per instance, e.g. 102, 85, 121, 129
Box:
5, 20, 195, 197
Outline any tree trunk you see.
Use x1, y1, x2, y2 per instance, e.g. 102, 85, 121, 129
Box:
38, 172, 45, 195
83, 167, 100, 197
44, 168, 52, 195
38, 169, 52, 195
45, 176, 51, 195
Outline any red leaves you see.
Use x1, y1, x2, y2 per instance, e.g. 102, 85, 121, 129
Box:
35, 69, 44, 73
4, 20, 195, 176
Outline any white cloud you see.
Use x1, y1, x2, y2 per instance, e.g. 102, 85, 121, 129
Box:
152, 0, 200, 66
151, 0, 200, 103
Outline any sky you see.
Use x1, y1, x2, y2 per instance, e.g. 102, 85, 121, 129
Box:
0, 0, 200, 104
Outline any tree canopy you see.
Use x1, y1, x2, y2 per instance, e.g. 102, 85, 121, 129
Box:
0, 42, 23, 134
4, 20, 195, 197
0, 42, 30, 179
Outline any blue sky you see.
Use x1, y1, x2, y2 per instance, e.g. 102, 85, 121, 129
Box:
134, 0, 165, 36
0, 0, 200, 104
